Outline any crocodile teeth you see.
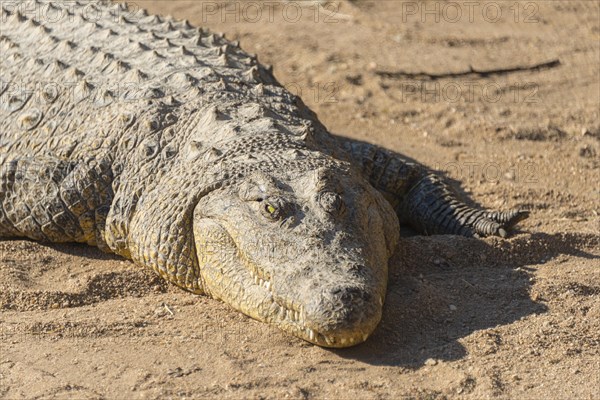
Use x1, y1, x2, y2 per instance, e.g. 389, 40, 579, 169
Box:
258, 278, 264, 286
265, 281, 271, 290
362, 333, 368, 342
340, 338, 347, 345
294, 311, 300, 321
308, 329, 315, 341
254, 276, 259, 285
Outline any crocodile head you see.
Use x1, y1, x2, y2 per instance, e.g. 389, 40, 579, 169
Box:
193, 162, 399, 347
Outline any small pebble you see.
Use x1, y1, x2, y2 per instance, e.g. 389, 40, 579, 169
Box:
579, 145, 596, 158
154, 307, 167, 317
424, 358, 438, 366
449, 304, 457, 311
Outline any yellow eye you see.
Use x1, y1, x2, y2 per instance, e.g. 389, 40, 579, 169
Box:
261, 199, 289, 221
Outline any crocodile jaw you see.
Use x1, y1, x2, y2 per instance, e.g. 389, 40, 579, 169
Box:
194, 217, 386, 348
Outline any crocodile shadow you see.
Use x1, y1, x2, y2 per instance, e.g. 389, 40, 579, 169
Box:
334, 231, 598, 367
3, 232, 596, 365
331, 134, 523, 212
0, 238, 122, 262
34, 241, 122, 261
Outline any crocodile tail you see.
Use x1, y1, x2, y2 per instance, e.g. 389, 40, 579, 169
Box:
398, 174, 529, 237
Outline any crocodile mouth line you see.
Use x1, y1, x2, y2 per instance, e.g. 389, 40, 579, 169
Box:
242, 254, 370, 347
210, 220, 373, 347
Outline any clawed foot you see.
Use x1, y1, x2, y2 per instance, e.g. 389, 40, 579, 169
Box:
474, 209, 530, 238
400, 174, 530, 238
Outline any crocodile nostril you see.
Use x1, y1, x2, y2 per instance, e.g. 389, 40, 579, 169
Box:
318, 191, 345, 215
338, 287, 370, 305
346, 263, 366, 274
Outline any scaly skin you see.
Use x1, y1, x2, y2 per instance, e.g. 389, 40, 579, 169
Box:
0, 1, 527, 347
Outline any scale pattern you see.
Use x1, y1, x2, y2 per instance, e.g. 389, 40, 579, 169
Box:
0, 0, 334, 292
0, 1, 528, 346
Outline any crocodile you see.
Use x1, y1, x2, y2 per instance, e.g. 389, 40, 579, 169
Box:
0, 1, 528, 347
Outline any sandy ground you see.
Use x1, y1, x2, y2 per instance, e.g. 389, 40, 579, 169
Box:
1, 1, 599, 399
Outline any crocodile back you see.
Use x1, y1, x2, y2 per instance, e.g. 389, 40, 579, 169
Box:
0, 0, 323, 167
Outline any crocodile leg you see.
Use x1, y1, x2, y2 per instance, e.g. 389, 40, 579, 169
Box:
0, 155, 114, 250
398, 173, 529, 237
336, 137, 528, 237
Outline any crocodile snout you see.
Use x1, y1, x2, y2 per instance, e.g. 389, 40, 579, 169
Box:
302, 284, 383, 347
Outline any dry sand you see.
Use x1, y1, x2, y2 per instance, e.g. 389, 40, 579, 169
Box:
1, 1, 599, 399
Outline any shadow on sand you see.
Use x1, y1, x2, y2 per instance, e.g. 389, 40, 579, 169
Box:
334, 232, 598, 367
4, 231, 596, 367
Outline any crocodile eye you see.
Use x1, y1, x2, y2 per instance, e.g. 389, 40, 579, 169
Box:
260, 198, 294, 221
261, 201, 280, 220
318, 191, 345, 215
